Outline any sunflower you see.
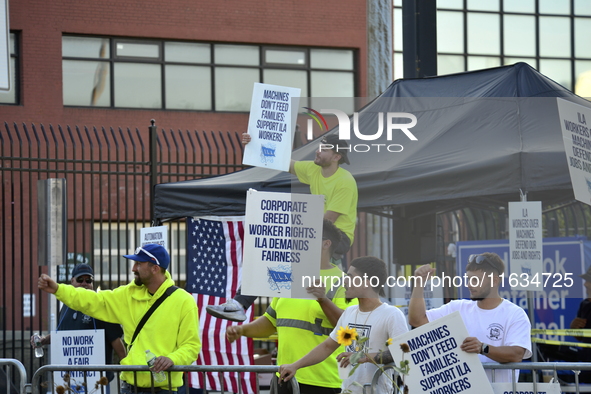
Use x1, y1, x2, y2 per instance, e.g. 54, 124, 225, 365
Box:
336, 326, 358, 346
385, 338, 393, 346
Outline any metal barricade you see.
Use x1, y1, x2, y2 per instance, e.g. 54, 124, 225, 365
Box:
366, 362, 591, 394
0, 359, 27, 394
31, 365, 298, 394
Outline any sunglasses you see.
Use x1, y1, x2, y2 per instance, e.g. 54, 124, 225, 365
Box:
135, 247, 161, 266
468, 254, 501, 274
76, 277, 93, 284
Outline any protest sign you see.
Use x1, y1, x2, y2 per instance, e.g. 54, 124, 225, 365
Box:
491, 382, 561, 394
243, 83, 301, 171
241, 189, 324, 298
557, 98, 591, 206
508, 201, 543, 290
389, 312, 493, 394
51, 329, 106, 393
139, 225, 168, 250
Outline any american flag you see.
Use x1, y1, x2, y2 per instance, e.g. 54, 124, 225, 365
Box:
186, 217, 257, 394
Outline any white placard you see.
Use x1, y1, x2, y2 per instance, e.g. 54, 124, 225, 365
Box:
0, 0, 9, 91
508, 201, 543, 290
242, 189, 324, 298
388, 312, 494, 394
557, 98, 591, 205
242, 83, 301, 171
139, 225, 168, 250
51, 329, 106, 393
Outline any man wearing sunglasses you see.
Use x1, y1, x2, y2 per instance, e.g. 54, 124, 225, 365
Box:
30, 264, 126, 392
37, 244, 201, 394
408, 252, 532, 383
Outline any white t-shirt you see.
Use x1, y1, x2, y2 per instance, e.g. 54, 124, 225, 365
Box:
426, 299, 532, 382
329, 303, 409, 394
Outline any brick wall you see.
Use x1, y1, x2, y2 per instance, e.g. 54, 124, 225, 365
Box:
2, 0, 368, 132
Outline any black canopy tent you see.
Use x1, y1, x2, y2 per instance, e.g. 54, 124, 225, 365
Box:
154, 63, 591, 223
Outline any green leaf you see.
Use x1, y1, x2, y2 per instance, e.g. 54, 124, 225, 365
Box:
349, 363, 361, 376
350, 352, 364, 364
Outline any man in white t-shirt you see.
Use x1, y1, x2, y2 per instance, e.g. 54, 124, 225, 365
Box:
408, 253, 532, 383
279, 256, 408, 394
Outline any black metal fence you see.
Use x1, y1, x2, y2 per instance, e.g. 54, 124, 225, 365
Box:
4, 120, 591, 385
0, 121, 248, 380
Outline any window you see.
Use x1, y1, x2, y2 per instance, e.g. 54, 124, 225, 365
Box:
0, 33, 18, 105
62, 36, 356, 111
393, 0, 591, 92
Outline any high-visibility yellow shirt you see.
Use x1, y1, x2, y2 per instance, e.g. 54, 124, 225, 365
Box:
264, 265, 357, 388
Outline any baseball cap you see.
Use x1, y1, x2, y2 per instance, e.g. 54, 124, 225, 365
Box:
580, 267, 591, 281
124, 244, 170, 270
72, 263, 94, 279
322, 134, 350, 165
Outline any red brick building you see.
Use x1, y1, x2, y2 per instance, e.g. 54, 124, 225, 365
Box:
1, 0, 370, 130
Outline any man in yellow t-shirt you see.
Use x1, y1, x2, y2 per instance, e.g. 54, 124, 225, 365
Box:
208, 133, 358, 322
291, 134, 358, 258
226, 220, 357, 394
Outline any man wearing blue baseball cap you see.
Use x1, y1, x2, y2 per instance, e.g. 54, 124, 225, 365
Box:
38, 244, 202, 393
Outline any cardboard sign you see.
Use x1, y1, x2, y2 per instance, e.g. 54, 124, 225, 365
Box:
241, 189, 324, 298
243, 83, 301, 171
557, 98, 591, 206
508, 201, 543, 290
50, 329, 106, 393
388, 312, 493, 394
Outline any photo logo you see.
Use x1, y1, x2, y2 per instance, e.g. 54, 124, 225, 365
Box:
304, 107, 418, 153
304, 107, 329, 135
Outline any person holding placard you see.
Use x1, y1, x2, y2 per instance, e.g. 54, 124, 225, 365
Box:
31, 264, 126, 393
226, 220, 356, 394
207, 133, 358, 322
408, 253, 532, 383
37, 244, 202, 394
278, 256, 408, 394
